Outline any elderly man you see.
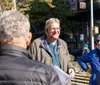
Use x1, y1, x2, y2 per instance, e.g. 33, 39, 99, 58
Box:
0, 10, 61, 85
78, 34, 100, 85
28, 18, 75, 85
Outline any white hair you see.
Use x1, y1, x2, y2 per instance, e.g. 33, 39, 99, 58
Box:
45, 18, 60, 32
0, 10, 30, 42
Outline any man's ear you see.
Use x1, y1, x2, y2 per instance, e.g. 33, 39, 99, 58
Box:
26, 32, 32, 47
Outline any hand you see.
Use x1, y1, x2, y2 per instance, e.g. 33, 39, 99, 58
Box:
87, 68, 91, 74
68, 68, 75, 79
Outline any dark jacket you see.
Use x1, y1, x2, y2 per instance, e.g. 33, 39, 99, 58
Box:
0, 44, 61, 85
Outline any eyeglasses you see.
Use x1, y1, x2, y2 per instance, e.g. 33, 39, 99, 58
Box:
96, 40, 100, 43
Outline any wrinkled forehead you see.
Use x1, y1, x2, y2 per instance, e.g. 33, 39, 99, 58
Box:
49, 22, 60, 28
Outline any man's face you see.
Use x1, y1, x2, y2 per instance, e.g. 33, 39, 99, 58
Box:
46, 22, 60, 40
96, 38, 100, 48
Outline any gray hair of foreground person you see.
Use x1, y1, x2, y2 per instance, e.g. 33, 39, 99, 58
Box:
45, 18, 60, 32
0, 10, 30, 43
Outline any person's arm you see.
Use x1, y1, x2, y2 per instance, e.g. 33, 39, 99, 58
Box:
63, 41, 76, 78
78, 52, 91, 72
87, 68, 91, 74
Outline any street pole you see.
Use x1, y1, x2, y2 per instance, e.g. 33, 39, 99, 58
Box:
13, 0, 16, 10
90, 0, 94, 49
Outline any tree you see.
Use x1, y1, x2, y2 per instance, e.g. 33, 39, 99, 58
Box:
0, 0, 77, 35
16, 0, 30, 17
0, 0, 13, 12
28, 0, 75, 26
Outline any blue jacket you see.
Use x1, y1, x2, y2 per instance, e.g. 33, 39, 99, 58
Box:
78, 49, 100, 85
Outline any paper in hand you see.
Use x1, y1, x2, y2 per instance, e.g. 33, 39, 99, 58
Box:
54, 65, 71, 85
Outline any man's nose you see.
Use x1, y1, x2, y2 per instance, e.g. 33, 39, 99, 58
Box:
54, 28, 59, 32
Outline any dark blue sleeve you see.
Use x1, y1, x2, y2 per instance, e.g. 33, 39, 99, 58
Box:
78, 52, 91, 71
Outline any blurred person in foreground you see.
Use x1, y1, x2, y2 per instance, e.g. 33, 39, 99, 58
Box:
0, 10, 61, 85
78, 34, 100, 85
28, 18, 75, 85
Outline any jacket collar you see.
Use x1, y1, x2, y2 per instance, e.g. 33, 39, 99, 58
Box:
0, 44, 29, 58
40, 34, 62, 49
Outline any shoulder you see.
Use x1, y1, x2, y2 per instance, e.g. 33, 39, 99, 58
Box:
19, 57, 56, 75
89, 49, 97, 54
29, 59, 57, 75
33, 37, 42, 43
13, 57, 60, 84
83, 49, 97, 58
59, 38, 67, 45
58, 38, 68, 49
31, 36, 44, 45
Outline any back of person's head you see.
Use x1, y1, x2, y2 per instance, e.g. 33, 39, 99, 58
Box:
45, 18, 60, 32
83, 44, 88, 50
0, 10, 30, 43
95, 34, 100, 44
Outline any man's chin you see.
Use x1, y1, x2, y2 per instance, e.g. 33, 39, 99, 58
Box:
52, 37, 59, 40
